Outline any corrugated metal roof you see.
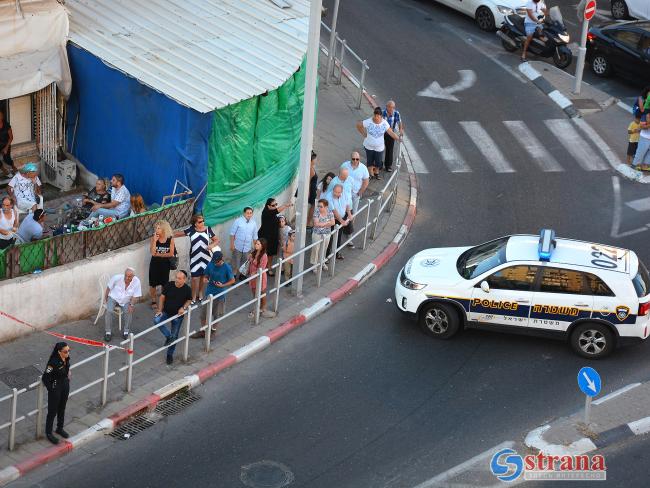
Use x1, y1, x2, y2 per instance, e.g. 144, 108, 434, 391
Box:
66, 0, 309, 113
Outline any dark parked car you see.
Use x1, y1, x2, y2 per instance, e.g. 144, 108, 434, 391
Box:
586, 21, 650, 79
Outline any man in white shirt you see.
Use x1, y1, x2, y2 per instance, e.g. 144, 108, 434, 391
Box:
326, 184, 352, 260
341, 152, 369, 214
522, 0, 547, 61
229, 206, 258, 276
8, 163, 42, 212
89, 174, 131, 220
104, 267, 142, 341
328, 167, 353, 204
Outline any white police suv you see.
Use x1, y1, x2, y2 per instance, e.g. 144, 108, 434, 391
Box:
395, 230, 650, 358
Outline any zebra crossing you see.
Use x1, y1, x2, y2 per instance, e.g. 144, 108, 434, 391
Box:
407, 119, 615, 175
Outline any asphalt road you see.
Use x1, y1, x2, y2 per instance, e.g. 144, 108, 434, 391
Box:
17, 1, 650, 487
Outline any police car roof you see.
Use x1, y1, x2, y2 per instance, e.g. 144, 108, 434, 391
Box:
506, 235, 635, 275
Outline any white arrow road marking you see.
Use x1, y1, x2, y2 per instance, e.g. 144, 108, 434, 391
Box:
611, 176, 650, 239
582, 371, 597, 393
417, 70, 476, 102
625, 197, 650, 212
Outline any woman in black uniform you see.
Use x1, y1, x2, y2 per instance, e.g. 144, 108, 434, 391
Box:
41, 342, 71, 444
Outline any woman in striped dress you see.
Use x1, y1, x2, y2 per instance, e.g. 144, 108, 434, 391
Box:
176, 214, 220, 303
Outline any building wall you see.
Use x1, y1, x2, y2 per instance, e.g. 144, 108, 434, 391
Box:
65, 43, 213, 207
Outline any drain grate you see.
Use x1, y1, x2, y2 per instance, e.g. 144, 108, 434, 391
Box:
108, 389, 201, 441
109, 412, 161, 440
154, 389, 201, 417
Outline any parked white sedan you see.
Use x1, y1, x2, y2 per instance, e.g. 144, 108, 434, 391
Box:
611, 0, 650, 20
432, 0, 527, 31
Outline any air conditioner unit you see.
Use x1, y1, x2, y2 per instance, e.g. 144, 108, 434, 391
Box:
42, 159, 77, 192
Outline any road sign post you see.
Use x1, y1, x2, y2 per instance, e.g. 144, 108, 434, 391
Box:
577, 366, 601, 425
573, 0, 597, 95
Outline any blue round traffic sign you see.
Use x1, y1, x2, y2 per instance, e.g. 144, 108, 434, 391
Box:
577, 367, 601, 397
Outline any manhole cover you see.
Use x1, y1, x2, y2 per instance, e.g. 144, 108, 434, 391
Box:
240, 460, 294, 488
572, 98, 601, 110
0, 366, 42, 389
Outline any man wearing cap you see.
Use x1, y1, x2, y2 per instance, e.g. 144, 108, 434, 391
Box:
103, 268, 142, 341
193, 251, 235, 338
8, 163, 42, 212
15, 209, 46, 243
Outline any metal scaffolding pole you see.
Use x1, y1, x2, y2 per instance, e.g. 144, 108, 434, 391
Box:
292, 0, 323, 296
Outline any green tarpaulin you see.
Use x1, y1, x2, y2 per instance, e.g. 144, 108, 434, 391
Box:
203, 57, 314, 225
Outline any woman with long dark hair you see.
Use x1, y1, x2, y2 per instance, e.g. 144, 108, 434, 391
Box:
258, 198, 293, 276
247, 238, 275, 320
41, 342, 71, 444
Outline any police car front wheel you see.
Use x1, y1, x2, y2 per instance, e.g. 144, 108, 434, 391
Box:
570, 323, 615, 359
419, 303, 460, 339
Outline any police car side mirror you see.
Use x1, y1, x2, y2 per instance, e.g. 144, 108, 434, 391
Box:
480, 281, 490, 293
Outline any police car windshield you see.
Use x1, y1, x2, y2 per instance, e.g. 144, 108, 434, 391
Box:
457, 237, 509, 280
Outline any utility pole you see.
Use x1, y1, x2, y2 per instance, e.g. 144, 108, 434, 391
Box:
573, 0, 596, 95
325, 0, 341, 85
292, 0, 323, 296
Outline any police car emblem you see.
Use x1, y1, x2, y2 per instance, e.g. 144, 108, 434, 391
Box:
616, 305, 630, 322
422, 258, 440, 267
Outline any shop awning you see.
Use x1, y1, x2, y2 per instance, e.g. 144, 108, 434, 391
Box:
0, 0, 71, 100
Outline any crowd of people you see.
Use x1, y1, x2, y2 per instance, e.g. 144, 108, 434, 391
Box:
43, 100, 404, 443
0, 165, 148, 249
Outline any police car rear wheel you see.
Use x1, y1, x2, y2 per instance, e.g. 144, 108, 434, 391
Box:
419, 303, 460, 339
570, 323, 614, 359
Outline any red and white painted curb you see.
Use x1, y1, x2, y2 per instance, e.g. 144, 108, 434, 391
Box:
0, 63, 418, 488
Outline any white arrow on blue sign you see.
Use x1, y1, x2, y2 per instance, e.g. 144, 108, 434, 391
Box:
577, 367, 602, 397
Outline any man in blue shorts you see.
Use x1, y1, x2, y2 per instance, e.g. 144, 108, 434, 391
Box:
522, 0, 547, 62
195, 251, 235, 338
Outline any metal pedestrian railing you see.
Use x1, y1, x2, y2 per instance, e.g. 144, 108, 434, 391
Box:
320, 21, 369, 109
0, 144, 406, 452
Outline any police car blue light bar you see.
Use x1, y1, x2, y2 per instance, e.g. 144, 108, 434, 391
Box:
538, 229, 556, 261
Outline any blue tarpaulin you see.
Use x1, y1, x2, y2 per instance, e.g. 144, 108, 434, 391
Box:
65, 44, 212, 207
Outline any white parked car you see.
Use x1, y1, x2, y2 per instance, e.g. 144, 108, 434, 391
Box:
432, 0, 527, 31
395, 230, 650, 358
611, 0, 650, 20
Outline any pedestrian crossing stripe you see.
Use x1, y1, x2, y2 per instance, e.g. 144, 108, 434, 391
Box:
413, 119, 616, 174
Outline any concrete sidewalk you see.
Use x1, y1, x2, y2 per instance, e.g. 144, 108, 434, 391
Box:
525, 379, 650, 456
0, 49, 415, 477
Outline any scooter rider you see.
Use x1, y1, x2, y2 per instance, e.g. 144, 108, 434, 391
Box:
522, 0, 548, 62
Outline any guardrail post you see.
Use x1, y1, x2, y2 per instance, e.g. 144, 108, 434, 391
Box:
183, 307, 191, 362
205, 295, 214, 353
125, 333, 134, 393
362, 199, 372, 250
8, 388, 17, 450
372, 194, 383, 240
329, 226, 340, 277
36, 381, 44, 439
274, 258, 283, 313
101, 346, 110, 406
254, 267, 263, 325
338, 39, 347, 84
357, 60, 368, 109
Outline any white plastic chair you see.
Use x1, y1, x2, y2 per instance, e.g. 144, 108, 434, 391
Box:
14, 195, 44, 221
93, 274, 122, 331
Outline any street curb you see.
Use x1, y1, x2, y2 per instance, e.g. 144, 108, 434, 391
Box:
0, 71, 418, 488
524, 414, 650, 457
518, 62, 578, 118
